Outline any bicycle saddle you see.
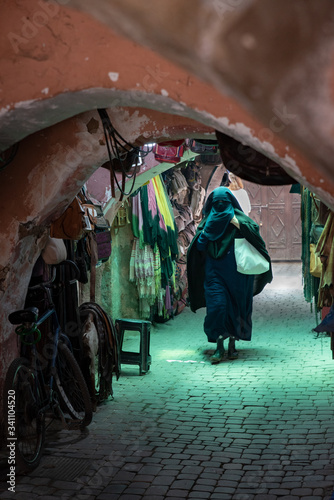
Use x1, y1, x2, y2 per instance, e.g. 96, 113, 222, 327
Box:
8, 307, 39, 325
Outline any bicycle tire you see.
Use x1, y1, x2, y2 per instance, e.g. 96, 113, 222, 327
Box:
54, 341, 92, 429
3, 357, 45, 472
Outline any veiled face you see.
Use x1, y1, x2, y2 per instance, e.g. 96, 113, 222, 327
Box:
212, 199, 230, 212
203, 186, 243, 219
202, 187, 238, 241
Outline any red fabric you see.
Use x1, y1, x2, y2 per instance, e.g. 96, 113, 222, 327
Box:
153, 143, 184, 164
322, 306, 331, 320
158, 139, 184, 148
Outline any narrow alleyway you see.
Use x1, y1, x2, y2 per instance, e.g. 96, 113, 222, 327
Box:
1, 263, 334, 499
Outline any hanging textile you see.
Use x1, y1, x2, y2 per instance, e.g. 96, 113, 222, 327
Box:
129, 238, 156, 319
153, 244, 161, 296
131, 177, 178, 277
139, 180, 161, 249
151, 175, 178, 259
147, 175, 178, 289
131, 190, 145, 248
316, 212, 334, 308
301, 187, 320, 310
130, 174, 179, 320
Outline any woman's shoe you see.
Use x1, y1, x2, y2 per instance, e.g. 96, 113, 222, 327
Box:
211, 336, 225, 364
210, 349, 224, 364
227, 337, 238, 360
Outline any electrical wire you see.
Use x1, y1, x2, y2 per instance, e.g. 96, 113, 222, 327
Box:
98, 109, 154, 198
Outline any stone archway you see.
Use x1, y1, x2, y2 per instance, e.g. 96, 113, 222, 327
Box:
2, 0, 334, 409
2, 0, 334, 203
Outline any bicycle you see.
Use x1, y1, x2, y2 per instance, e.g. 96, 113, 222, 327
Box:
3, 260, 93, 473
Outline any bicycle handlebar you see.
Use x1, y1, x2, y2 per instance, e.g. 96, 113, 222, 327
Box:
59, 259, 81, 282
28, 259, 80, 291
28, 267, 57, 291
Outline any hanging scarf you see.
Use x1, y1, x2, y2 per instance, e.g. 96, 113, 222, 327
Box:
131, 191, 145, 248
301, 187, 321, 316
316, 211, 334, 308
153, 243, 161, 296
129, 238, 156, 319
152, 175, 178, 259
137, 180, 159, 248
130, 175, 179, 318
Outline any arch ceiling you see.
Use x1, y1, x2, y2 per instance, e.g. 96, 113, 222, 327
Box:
1, 0, 334, 388
69, 0, 334, 205
2, 0, 334, 208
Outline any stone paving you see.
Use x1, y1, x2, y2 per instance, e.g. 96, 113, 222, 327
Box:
1, 263, 334, 499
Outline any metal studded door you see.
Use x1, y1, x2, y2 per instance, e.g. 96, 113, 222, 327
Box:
243, 182, 302, 261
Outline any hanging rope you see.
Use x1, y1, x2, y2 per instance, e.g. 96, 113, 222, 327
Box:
98, 109, 152, 201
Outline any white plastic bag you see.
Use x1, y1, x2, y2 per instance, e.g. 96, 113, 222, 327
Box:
234, 238, 269, 275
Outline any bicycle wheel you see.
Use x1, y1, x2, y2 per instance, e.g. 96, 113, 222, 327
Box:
54, 341, 92, 429
3, 357, 45, 472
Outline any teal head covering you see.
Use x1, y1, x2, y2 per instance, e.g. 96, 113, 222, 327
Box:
203, 187, 242, 241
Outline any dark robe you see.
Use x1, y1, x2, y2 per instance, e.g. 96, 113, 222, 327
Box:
187, 191, 272, 343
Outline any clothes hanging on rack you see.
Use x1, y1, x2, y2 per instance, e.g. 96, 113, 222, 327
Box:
301, 187, 321, 311
130, 175, 178, 320
316, 212, 334, 308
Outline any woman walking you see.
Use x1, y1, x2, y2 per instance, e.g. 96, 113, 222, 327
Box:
187, 187, 272, 363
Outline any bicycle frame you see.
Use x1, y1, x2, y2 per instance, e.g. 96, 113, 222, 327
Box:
17, 264, 75, 418
24, 310, 61, 414
4, 259, 92, 472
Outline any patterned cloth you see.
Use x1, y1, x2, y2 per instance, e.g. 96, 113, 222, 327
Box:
131, 190, 145, 248
130, 174, 178, 318
301, 187, 320, 310
316, 211, 334, 308
151, 175, 178, 260
129, 238, 156, 319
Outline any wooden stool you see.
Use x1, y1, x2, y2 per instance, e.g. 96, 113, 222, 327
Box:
115, 318, 152, 375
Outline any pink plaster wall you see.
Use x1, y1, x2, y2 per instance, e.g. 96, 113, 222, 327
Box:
2, 0, 333, 205
67, 0, 334, 201
0, 112, 105, 398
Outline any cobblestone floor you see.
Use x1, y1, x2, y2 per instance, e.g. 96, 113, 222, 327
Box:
1, 263, 334, 499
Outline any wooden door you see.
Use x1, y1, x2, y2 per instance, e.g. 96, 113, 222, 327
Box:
243, 182, 302, 261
